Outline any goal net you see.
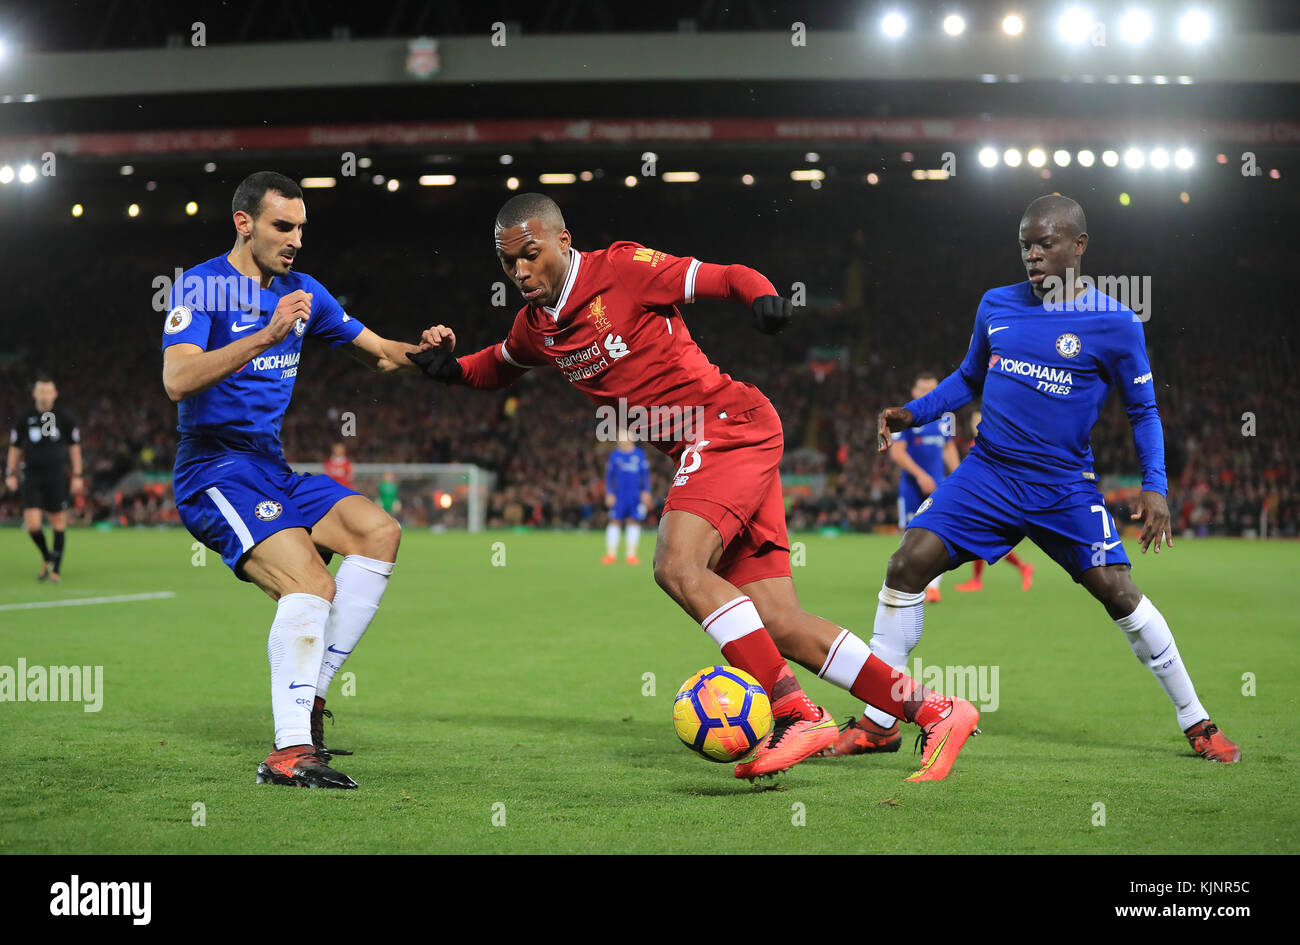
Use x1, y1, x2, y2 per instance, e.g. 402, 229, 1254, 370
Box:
293, 463, 496, 532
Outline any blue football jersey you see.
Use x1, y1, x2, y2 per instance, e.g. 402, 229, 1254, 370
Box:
905, 281, 1165, 493
161, 254, 364, 500
891, 413, 954, 489
606, 446, 651, 498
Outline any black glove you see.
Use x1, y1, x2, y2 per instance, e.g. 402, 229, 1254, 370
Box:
752, 295, 793, 335
406, 347, 463, 383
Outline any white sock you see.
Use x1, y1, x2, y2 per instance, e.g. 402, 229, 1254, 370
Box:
817, 627, 872, 690
701, 596, 764, 648
315, 556, 395, 699
863, 583, 926, 728
1115, 596, 1207, 731
268, 593, 331, 750
605, 523, 620, 556
926, 574, 943, 592
625, 523, 642, 558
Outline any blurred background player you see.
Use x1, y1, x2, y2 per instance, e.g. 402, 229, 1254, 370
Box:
952, 407, 1035, 593
324, 442, 353, 489
162, 171, 422, 789
603, 431, 651, 565
889, 372, 959, 603
377, 470, 402, 523
7, 377, 84, 583
409, 193, 979, 782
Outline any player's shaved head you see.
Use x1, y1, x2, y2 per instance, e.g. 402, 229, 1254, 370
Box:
495, 193, 565, 234
232, 171, 303, 220
1021, 194, 1087, 238
494, 193, 573, 308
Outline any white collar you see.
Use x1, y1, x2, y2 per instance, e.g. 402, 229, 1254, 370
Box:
542, 248, 582, 322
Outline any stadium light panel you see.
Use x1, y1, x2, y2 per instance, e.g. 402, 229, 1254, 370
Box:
881, 12, 907, 38
499, 154, 514, 165
120, 165, 134, 176
1053, 149, 1072, 167
539, 173, 577, 184
790, 169, 826, 181
580, 171, 594, 182
1179, 191, 1190, 203
805, 152, 820, 162
741, 174, 755, 185
1123, 148, 1145, 169
662, 172, 700, 183
71, 204, 83, 217
1003, 148, 1023, 168
1118, 9, 1153, 44
185, 201, 198, 215
1101, 150, 1120, 167
203, 162, 217, 173
1178, 10, 1211, 44
1002, 14, 1024, 36
418, 175, 456, 186
1119, 192, 1131, 206
1149, 148, 1170, 170
18, 164, 35, 184
0, 166, 14, 184
127, 203, 140, 217
506, 177, 520, 190
1058, 7, 1095, 44
623, 176, 638, 188
943, 15, 966, 36
1174, 148, 1194, 169
1076, 149, 1096, 167
866, 172, 880, 184
1027, 148, 1047, 168
386, 178, 400, 191
978, 147, 999, 168
300, 177, 336, 188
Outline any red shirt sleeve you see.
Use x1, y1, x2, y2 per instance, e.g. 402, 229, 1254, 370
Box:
607, 241, 775, 309
457, 308, 539, 389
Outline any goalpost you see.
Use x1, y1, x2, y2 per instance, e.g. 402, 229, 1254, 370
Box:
293, 463, 496, 532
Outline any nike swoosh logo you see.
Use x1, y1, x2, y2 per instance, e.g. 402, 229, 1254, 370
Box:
988, 326, 1010, 335
231, 321, 257, 333
288, 682, 313, 689
327, 645, 352, 656
1101, 540, 1122, 551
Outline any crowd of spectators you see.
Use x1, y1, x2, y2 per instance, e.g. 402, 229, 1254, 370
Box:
3, 184, 1295, 538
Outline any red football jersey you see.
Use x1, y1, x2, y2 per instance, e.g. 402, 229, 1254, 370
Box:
472, 242, 769, 456
324, 456, 353, 489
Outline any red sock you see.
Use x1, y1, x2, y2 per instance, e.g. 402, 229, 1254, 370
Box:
1004, 551, 1025, 568
721, 630, 791, 702
849, 654, 951, 726
972, 559, 986, 579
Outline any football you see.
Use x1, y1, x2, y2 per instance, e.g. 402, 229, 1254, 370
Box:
672, 666, 773, 762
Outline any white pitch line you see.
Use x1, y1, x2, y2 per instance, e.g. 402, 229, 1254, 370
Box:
0, 591, 177, 612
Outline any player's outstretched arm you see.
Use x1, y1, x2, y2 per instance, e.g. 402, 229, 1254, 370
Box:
162, 290, 311, 402
877, 407, 914, 452
348, 327, 432, 375
406, 324, 531, 390
692, 262, 791, 334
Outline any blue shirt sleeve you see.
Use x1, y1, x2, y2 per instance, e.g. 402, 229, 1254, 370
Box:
302, 277, 365, 348
905, 294, 991, 425
1107, 315, 1167, 494
160, 278, 213, 351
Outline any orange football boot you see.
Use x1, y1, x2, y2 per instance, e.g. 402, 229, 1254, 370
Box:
925, 586, 941, 604
954, 578, 982, 592
734, 706, 839, 780
1184, 719, 1241, 763
256, 745, 357, 789
819, 715, 901, 756
625, 555, 641, 565
906, 698, 980, 782
600, 554, 617, 565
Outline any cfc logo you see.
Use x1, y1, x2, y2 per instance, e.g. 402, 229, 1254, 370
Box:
254, 500, 283, 521
293, 318, 307, 337
915, 497, 934, 516
1056, 333, 1082, 358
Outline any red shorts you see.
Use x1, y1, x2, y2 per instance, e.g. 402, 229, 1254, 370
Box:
661, 400, 791, 587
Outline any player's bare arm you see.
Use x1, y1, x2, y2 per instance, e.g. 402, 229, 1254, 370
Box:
5, 444, 21, 492
346, 327, 427, 374
1131, 490, 1174, 555
162, 289, 312, 402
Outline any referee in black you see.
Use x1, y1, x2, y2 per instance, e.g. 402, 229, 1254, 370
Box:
6, 376, 84, 583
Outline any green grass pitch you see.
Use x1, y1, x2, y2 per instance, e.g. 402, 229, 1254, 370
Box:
2, 528, 1296, 854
